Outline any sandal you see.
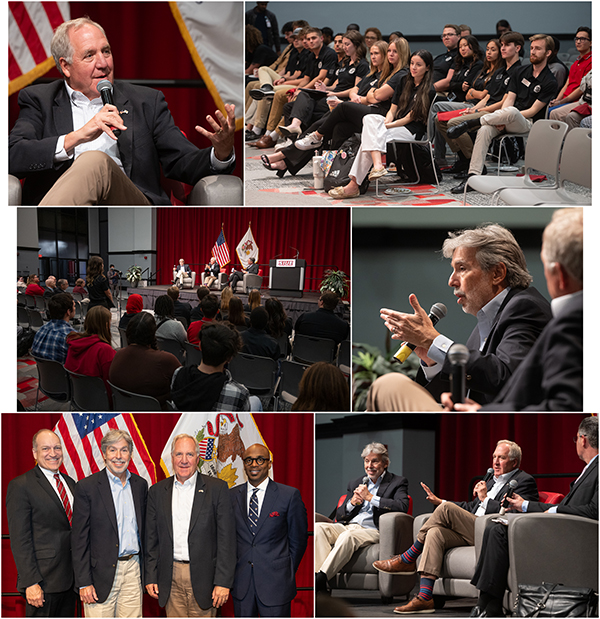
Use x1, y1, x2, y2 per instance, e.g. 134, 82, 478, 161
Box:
260, 154, 286, 178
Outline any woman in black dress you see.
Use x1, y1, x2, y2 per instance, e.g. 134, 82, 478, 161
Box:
86, 256, 113, 310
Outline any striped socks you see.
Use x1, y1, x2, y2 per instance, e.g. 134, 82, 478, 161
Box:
400, 539, 424, 564
418, 576, 435, 602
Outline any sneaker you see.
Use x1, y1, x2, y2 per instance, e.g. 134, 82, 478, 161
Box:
250, 84, 275, 100
274, 138, 292, 152
295, 131, 324, 151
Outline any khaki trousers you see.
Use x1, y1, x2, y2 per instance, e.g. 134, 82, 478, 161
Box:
549, 101, 587, 130
438, 110, 490, 157
83, 555, 142, 618
166, 561, 216, 618
266, 88, 294, 132
315, 522, 380, 579
367, 372, 442, 412
416, 502, 477, 578
203, 275, 217, 288
39, 151, 152, 206
469, 106, 532, 174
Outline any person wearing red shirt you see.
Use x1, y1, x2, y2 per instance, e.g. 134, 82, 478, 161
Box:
187, 293, 219, 345
25, 274, 44, 296
549, 27, 591, 121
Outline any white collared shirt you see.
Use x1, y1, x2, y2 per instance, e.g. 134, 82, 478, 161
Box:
54, 83, 124, 171
172, 471, 198, 561
39, 465, 74, 507
474, 468, 518, 516
246, 477, 270, 518
347, 474, 383, 530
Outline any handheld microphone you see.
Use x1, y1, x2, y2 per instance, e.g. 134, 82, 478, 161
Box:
361, 475, 369, 485
97, 79, 121, 137
448, 343, 470, 407
499, 479, 519, 515
392, 302, 447, 363
482, 467, 494, 483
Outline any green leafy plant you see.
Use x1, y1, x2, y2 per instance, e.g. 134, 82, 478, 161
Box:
352, 342, 420, 411
320, 269, 349, 299
126, 265, 142, 284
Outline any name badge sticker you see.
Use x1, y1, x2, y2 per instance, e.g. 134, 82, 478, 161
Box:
521, 78, 531, 87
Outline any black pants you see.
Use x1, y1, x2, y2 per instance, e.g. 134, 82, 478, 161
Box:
25, 589, 77, 617
318, 101, 382, 144
471, 520, 510, 599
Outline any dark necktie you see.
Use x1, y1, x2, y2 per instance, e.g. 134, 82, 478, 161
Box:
54, 473, 72, 526
249, 488, 259, 533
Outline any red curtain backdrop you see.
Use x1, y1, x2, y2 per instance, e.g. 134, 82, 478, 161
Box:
156, 207, 351, 294
436, 413, 589, 501
1, 413, 313, 618
8, 2, 242, 178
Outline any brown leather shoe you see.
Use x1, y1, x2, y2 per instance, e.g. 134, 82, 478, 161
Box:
255, 135, 276, 149
373, 556, 416, 574
394, 596, 435, 614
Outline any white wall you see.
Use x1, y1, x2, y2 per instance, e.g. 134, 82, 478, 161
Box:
17, 208, 40, 275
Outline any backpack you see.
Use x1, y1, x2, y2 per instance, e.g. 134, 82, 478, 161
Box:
390, 142, 442, 184
323, 134, 370, 194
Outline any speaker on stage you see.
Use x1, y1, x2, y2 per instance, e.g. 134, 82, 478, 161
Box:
269, 259, 306, 298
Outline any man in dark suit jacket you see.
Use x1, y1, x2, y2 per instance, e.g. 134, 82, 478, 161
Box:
167, 286, 192, 325
378, 224, 551, 409
9, 17, 235, 206
71, 429, 148, 616
241, 307, 281, 360
204, 257, 221, 289
470, 416, 598, 617
145, 434, 236, 616
6, 429, 77, 617
450, 208, 584, 413
374, 440, 538, 614
231, 443, 308, 617
294, 291, 349, 345
229, 257, 260, 291
315, 442, 409, 593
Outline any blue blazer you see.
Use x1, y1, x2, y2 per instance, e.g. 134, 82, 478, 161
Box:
230, 480, 308, 606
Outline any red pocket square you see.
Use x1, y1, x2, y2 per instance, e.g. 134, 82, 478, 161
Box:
269, 511, 280, 517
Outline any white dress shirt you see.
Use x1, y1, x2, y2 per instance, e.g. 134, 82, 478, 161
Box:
246, 477, 270, 517
346, 474, 383, 530
474, 469, 518, 516
172, 472, 198, 561
39, 465, 74, 507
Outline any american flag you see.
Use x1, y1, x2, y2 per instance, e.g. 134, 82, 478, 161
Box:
9, 2, 70, 96
53, 413, 157, 486
212, 229, 230, 267
198, 437, 216, 460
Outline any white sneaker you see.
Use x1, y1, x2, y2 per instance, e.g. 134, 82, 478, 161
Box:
274, 138, 292, 152
295, 131, 323, 151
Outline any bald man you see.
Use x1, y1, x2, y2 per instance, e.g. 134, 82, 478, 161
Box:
230, 444, 308, 617
6, 430, 77, 617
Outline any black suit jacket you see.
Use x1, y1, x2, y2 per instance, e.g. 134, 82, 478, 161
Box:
145, 473, 236, 609
420, 287, 552, 404
294, 308, 350, 345
483, 293, 583, 411
9, 80, 234, 205
230, 480, 308, 606
453, 469, 539, 514
6, 466, 77, 595
528, 456, 597, 520
173, 299, 192, 324
71, 468, 148, 603
205, 263, 220, 277
241, 327, 281, 360
336, 471, 409, 529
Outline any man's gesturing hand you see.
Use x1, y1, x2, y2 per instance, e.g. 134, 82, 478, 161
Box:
65, 104, 126, 153
195, 103, 236, 162
380, 294, 440, 350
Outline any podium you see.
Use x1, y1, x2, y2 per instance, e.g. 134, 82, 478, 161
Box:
269, 259, 306, 298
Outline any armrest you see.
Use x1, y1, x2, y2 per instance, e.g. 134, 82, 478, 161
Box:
187, 175, 242, 205
379, 511, 414, 559
508, 513, 598, 593
315, 512, 333, 524
9, 174, 22, 205
413, 512, 433, 537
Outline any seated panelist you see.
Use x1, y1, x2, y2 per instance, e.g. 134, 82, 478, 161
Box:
9, 17, 236, 206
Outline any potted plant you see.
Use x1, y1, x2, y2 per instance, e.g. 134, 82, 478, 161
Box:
320, 269, 349, 299
126, 265, 142, 288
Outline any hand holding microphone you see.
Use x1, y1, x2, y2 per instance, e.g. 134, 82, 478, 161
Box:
380, 295, 447, 364
499, 479, 519, 515
97, 80, 123, 138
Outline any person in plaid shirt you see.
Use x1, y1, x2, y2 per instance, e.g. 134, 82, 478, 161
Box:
170, 322, 261, 411
31, 293, 76, 363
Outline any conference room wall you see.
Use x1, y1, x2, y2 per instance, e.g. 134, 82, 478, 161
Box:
352, 207, 556, 354
1, 413, 314, 618
16, 209, 40, 276
269, 2, 591, 51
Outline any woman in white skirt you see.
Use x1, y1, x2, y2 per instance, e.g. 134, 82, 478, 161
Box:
328, 49, 435, 199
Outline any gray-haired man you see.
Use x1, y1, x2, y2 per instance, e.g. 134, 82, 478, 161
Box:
71, 429, 148, 617
315, 443, 409, 593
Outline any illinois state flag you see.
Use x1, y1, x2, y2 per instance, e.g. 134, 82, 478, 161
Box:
170, 2, 243, 130
159, 413, 272, 488
236, 226, 259, 270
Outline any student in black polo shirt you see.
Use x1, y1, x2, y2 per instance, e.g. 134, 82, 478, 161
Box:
437, 31, 524, 177
277, 27, 339, 138
451, 33, 558, 194
432, 24, 460, 92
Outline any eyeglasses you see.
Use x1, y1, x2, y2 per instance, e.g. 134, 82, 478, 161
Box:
441, 33, 457, 39
243, 456, 269, 465
574, 37, 590, 42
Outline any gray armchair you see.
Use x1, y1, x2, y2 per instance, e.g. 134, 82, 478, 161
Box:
316, 511, 416, 603
201, 270, 228, 290
8, 173, 242, 206
172, 268, 196, 289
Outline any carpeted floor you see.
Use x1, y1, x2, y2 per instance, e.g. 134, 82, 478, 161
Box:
245, 142, 591, 207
